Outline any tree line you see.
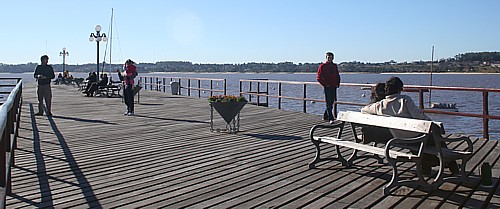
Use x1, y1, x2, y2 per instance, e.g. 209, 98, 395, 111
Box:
1, 51, 499, 74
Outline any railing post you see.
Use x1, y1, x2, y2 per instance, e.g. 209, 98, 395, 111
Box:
157, 77, 161, 91
223, 79, 227, 96
5, 111, 12, 152
257, 82, 260, 106
249, 81, 253, 102
303, 84, 307, 113
211, 80, 214, 97
188, 79, 191, 97
0, 128, 7, 187
483, 91, 489, 140
178, 79, 181, 95
278, 83, 282, 110
239, 81, 242, 97
163, 78, 166, 92
198, 80, 201, 98
266, 82, 269, 106
419, 89, 425, 109
150, 77, 153, 90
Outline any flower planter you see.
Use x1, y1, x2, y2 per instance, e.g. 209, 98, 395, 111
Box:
210, 101, 247, 133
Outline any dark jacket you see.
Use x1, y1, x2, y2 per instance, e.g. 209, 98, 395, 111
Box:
34, 65, 55, 85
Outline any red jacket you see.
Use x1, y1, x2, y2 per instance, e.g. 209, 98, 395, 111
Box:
317, 62, 340, 88
124, 64, 138, 85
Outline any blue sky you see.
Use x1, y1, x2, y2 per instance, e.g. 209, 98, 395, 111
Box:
1, 0, 499, 65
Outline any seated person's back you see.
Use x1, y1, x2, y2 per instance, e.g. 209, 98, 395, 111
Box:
361, 77, 430, 138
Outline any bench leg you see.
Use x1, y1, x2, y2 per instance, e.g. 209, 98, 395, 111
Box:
384, 158, 430, 195
309, 123, 347, 169
308, 141, 348, 168
335, 145, 348, 166
440, 157, 471, 183
459, 159, 468, 182
346, 149, 358, 166
384, 158, 400, 195
308, 140, 321, 169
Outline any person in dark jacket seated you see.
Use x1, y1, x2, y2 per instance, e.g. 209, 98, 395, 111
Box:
87, 73, 109, 97
83, 72, 97, 93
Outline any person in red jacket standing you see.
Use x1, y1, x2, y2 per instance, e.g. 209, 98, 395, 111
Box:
317, 52, 341, 124
123, 59, 138, 116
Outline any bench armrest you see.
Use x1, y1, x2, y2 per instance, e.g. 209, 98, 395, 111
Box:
432, 132, 474, 153
385, 134, 427, 158
309, 123, 345, 141
432, 126, 473, 152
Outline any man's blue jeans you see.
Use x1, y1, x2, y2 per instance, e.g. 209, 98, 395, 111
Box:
323, 87, 337, 121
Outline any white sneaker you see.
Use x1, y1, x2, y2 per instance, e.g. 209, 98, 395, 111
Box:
124, 112, 129, 115
329, 120, 335, 124
127, 112, 134, 116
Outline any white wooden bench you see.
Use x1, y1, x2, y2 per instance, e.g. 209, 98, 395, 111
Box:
309, 111, 474, 194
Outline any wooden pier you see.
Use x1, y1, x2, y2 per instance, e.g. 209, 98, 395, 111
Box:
6, 83, 499, 208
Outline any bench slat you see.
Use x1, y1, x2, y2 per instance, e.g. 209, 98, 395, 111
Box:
337, 111, 434, 134
314, 136, 418, 159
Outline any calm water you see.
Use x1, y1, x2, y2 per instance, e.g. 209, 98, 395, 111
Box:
2, 72, 499, 140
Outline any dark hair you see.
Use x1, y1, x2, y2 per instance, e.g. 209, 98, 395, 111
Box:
370, 82, 386, 103
385, 76, 404, 95
41, 55, 49, 61
126, 59, 136, 65
326, 52, 334, 56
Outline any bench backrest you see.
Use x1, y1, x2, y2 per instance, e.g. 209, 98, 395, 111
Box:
337, 111, 440, 134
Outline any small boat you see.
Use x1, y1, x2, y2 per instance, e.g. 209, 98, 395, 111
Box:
427, 46, 458, 112
430, 102, 459, 112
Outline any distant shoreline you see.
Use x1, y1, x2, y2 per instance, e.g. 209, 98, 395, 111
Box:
1, 71, 500, 76
138, 72, 500, 75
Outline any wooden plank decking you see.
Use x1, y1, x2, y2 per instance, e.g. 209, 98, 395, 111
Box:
6, 83, 500, 208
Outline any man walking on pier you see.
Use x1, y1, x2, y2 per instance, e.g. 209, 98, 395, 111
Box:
34, 55, 55, 116
317, 52, 341, 124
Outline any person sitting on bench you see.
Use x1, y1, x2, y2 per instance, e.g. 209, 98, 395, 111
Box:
83, 72, 97, 93
86, 73, 109, 97
361, 76, 459, 175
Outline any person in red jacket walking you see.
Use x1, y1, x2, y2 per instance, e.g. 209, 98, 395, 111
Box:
317, 52, 341, 124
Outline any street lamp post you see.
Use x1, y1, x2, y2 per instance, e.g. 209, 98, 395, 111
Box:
59, 47, 69, 74
89, 25, 107, 81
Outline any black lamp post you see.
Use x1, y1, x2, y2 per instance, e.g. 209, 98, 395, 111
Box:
89, 25, 107, 81
59, 47, 69, 74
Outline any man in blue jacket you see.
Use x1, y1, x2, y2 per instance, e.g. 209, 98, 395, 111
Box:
33, 55, 55, 116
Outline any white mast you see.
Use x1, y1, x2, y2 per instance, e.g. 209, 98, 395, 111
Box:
428, 45, 434, 107
109, 8, 113, 75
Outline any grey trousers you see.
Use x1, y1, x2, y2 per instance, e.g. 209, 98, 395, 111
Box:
37, 84, 52, 114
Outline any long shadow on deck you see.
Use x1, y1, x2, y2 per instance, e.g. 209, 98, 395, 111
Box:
243, 133, 303, 141
12, 104, 54, 207
51, 115, 117, 125
135, 114, 208, 124
46, 110, 102, 208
